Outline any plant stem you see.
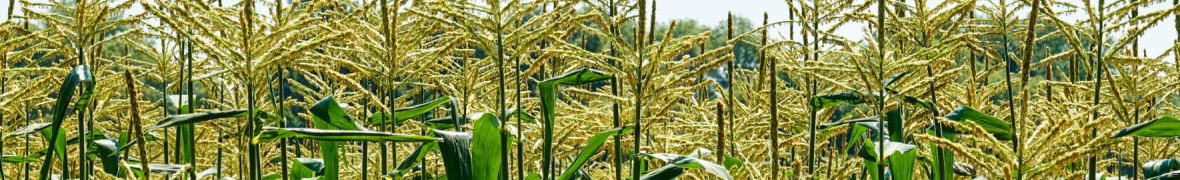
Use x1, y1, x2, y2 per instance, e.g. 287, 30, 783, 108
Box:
1088, 0, 1104, 179
763, 11, 778, 180
632, 0, 647, 179
874, 0, 886, 178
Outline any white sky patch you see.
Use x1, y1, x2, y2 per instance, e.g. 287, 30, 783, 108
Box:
0, 0, 1176, 62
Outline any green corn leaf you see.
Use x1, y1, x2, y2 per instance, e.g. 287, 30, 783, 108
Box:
309, 96, 359, 180
640, 165, 685, 180
470, 113, 503, 179
889, 150, 917, 180
859, 138, 917, 161
2, 155, 39, 163
883, 71, 912, 88
1112, 116, 1180, 138
504, 108, 536, 123
434, 129, 473, 180
539, 68, 612, 179
638, 152, 733, 180
558, 126, 635, 180
91, 138, 123, 177
290, 158, 324, 179
39, 65, 92, 180
128, 163, 188, 176
944, 106, 1014, 141
368, 96, 453, 125
1149, 170, 1180, 180
425, 117, 464, 130
394, 142, 439, 176
810, 92, 867, 109
150, 110, 278, 131
927, 127, 957, 179
254, 127, 439, 143
1144, 158, 1180, 178
4, 122, 51, 139
311, 96, 365, 131
40, 126, 67, 177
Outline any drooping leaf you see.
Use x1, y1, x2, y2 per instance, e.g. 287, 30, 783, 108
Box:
291, 158, 324, 179
433, 130, 473, 180
1144, 158, 1180, 178
4, 123, 51, 139
640, 165, 685, 180
1149, 170, 1180, 180
810, 92, 867, 109
394, 142, 439, 176
558, 126, 635, 180
311, 96, 365, 131
470, 113, 502, 178
1112, 116, 1180, 138
196, 168, 219, 179
128, 163, 188, 176
425, 117, 465, 129
253, 127, 439, 143
859, 138, 917, 161
91, 138, 122, 176
539, 68, 612, 179
39, 65, 92, 180
505, 108, 537, 123
638, 152, 733, 180
944, 106, 1014, 141
308, 96, 360, 180
368, 96, 453, 125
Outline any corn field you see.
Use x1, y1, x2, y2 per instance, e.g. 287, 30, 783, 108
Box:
2, 0, 1180, 179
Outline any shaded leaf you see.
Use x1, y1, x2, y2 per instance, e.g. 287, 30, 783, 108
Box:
1144, 158, 1180, 178
433, 130, 473, 180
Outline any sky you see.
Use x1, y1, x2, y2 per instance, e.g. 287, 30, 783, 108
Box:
659, 0, 1178, 59
1, 0, 1176, 59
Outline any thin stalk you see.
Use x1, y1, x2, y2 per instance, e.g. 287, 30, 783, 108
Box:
720, 12, 732, 166
715, 99, 725, 164
632, 0, 647, 179
874, 0, 886, 178
1088, 0, 1104, 179
1014, 1, 1040, 179
1130, 1, 1140, 178
273, 1, 289, 179
611, 77, 621, 180
763, 12, 778, 180
807, 0, 820, 177
606, 2, 623, 180
124, 70, 151, 180
996, 0, 1020, 177
243, 0, 262, 179
492, 0, 511, 178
